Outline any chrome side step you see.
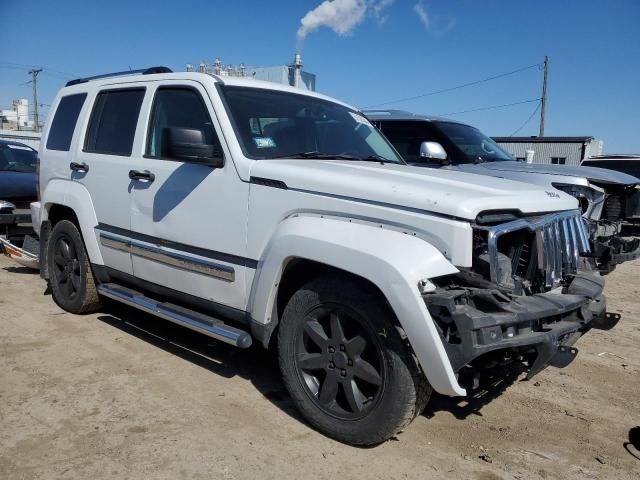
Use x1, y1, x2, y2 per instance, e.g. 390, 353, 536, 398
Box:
97, 283, 252, 348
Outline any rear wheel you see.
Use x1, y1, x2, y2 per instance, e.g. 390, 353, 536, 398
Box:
47, 219, 102, 314
278, 274, 431, 446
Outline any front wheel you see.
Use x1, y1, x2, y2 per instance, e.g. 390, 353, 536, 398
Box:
278, 274, 431, 446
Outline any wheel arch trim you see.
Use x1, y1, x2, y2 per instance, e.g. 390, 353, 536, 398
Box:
249, 214, 466, 396
40, 179, 104, 265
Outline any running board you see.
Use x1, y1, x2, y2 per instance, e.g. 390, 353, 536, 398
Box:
97, 283, 252, 348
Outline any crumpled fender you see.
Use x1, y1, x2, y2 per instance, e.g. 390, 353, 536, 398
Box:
249, 214, 466, 396
41, 178, 104, 265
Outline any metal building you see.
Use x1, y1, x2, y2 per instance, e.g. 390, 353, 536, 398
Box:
245, 54, 316, 91
187, 54, 316, 92
493, 136, 603, 166
1, 99, 34, 129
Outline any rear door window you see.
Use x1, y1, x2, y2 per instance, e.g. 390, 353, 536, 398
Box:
84, 88, 145, 156
46, 93, 87, 151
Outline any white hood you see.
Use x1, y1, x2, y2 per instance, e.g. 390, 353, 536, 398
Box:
250, 160, 579, 220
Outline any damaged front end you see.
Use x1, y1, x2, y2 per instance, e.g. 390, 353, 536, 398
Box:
554, 182, 640, 274
423, 209, 617, 389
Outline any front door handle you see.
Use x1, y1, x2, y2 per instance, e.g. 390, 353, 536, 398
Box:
70, 162, 89, 172
129, 170, 155, 182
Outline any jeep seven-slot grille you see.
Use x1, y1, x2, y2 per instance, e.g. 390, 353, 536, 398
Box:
483, 210, 590, 289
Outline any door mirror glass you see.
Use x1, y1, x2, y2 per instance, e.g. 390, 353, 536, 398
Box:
165, 127, 223, 167
419, 141, 448, 162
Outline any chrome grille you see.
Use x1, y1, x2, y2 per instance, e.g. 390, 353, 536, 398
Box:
483, 210, 590, 289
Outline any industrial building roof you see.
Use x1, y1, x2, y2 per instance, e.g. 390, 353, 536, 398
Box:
492, 136, 595, 143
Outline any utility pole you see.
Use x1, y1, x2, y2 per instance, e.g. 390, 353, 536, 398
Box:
28, 68, 42, 131
539, 56, 548, 137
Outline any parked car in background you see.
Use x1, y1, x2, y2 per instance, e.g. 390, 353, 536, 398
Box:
366, 110, 640, 274
582, 155, 640, 235
582, 154, 640, 178
0, 140, 37, 247
34, 68, 612, 445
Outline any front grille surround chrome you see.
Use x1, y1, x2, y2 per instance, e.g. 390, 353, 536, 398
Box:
478, 209, 590, 289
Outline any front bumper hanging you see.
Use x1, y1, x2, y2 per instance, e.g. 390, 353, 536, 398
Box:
592, 235, 640, 274
0, 235, 40, 270
423, 273, 613, 379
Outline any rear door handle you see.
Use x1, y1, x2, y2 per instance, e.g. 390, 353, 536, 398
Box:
70, 162, 89, 172
129, 170, 155, 182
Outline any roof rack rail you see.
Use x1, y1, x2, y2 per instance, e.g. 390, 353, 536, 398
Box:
65, 66, 173, 87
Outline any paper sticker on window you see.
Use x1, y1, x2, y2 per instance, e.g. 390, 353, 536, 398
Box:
253, 137, 276, 149
349, 112, 371, 126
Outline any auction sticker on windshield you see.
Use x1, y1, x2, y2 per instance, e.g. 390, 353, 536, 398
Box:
253, 137, 276, 149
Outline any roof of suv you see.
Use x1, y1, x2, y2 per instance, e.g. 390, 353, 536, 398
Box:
60, 67, 355, 110
586, 154, 640, 160
363, 109, 467, 125
0, 139, 36, 150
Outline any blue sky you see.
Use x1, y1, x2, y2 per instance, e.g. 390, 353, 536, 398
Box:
1, 0, 638, 152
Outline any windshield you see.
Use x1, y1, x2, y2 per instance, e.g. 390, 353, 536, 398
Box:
0, 144, 37, 172
434, 122, 514, 164
220, 86, 402, 163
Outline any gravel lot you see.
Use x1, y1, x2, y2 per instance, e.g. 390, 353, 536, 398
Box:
1, 254, 639, 479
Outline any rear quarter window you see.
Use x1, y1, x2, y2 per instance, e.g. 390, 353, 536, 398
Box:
46, 93, 87, 151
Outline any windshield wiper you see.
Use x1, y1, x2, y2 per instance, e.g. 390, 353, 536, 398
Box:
269, 151, 345, 160
269, 151, 395, 162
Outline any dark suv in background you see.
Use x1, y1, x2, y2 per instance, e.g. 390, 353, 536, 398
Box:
582, 155, 640, 235
0, 139, 38, 246
366, 110, 640, 274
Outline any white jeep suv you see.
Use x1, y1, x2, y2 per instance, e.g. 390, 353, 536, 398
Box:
33, 67, 612, 445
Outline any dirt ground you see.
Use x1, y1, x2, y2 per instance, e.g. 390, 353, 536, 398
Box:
1, 254, 639, 480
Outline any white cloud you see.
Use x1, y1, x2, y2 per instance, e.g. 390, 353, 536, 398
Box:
372, 0, 395, 19
297, 0, 368, 43
413, 2, 430, 29
413, 1, 455, 36
296, 0, 397, 48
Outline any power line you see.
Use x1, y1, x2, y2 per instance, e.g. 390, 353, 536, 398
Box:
364, 62, 542, 108
0, 65, 27, 71
509, 101, 542, 136
0, 61, 77, 78
437, 98, 541, 117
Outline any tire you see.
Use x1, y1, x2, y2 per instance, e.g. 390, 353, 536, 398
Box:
278, 274, 432, 446
47, 219, 102, 314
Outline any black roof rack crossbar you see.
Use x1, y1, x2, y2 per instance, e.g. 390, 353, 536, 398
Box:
65, 66, 173, 87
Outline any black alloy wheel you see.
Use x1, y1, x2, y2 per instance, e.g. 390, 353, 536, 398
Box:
47, 219, 102, 314
52, 233, 81, 300
278, 274, 432, 446
295, 304, 385, 420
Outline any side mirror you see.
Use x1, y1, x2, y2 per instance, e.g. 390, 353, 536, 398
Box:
419, 141, 448, 163
165, 127, 223, 167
